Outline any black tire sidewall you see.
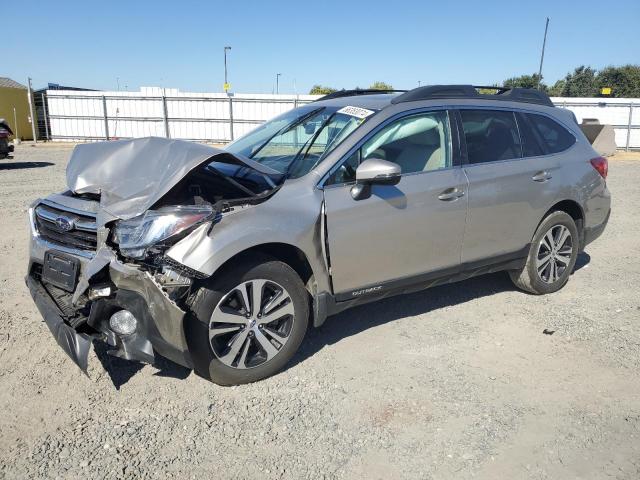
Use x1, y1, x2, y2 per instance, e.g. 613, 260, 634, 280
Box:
526, 211, 579, 294
185, 256, 309, 386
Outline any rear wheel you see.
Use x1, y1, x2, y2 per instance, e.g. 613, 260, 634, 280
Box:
509, 211, 579, 294
186, 255, 309, 385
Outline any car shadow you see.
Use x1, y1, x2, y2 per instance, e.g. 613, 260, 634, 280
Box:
0, 161, 54, 170
94, 342, 191, 390
289, 252, 591, 370
93, 252, 591, 388
574, 251, 591, 271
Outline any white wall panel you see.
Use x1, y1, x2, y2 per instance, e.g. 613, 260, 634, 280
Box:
45, 89, 639, 149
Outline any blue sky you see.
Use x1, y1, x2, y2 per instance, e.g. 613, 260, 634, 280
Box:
7, 0, 640, 94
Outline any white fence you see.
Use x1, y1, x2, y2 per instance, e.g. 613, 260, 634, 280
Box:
43, 87, 639, 149
551, 97, 639, 150
44, 87, 318, 143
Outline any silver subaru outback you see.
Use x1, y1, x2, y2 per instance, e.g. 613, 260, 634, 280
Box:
26, 85, 611, 385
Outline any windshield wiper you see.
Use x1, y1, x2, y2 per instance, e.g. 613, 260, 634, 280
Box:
249, 107, 324, 159
285, 112, 337, 178
205, 165, 258, 197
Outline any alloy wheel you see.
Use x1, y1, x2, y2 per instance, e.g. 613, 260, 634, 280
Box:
209, 279, 295, 369
536, 224, 573, 284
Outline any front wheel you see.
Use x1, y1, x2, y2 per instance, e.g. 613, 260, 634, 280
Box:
509, 210, 579, 295
186, 255, 309, 385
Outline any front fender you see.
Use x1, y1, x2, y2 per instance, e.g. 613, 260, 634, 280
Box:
165, 184, 332, 294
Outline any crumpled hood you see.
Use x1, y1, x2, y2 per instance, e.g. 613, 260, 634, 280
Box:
66, 137, 273, 220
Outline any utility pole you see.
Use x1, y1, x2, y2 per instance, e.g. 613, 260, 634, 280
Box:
224, 46, 232, 92
13, 106, 19, 140
537, 17, 550, 90
27, 77, 37, 142
276, 73, 281, 94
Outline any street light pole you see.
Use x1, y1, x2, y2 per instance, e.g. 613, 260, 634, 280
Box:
224, 46, 232, 92
276, 73, 281, 94
537, 17, 550, 90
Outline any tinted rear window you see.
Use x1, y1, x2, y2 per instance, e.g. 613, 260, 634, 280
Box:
527, 113, 575, 154
460, 110, 521, 164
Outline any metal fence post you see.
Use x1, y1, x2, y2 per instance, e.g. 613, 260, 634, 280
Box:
41, 93, 50, 141
228, 94, 235, 141
162, 96, 170, 138
626, 103, 633, 152
102, 95, 109, 140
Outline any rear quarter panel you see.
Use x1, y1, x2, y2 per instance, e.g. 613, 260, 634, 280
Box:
550, 140, 611, 230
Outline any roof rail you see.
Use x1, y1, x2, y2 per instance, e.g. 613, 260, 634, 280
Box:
316, 88, 408, 101
390, 85, 554, 107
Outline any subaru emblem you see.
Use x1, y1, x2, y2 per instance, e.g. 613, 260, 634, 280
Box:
55, 216, 74, 232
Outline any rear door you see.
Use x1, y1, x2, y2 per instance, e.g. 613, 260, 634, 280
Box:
322, 110, 468, 297
458, 108, 563, 264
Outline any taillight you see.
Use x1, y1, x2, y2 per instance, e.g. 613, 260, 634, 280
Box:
590, 156, 608, 179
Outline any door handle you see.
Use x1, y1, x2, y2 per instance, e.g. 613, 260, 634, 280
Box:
532, 170, 552, 182
438, 188, 465, 201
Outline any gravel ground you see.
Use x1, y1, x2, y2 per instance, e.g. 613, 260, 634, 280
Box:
1, 143, 639, 480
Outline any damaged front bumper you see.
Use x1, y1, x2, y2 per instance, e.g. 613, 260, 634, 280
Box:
27, 213, 194, 374
27, 275, 93, 371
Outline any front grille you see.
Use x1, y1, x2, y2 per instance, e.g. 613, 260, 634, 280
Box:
34, 202, 97, 251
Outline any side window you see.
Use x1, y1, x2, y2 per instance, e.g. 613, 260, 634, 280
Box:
460, 110, 521, 164
326, 111, 451, 185
515, 112, 545, 157
327, 149, 360, 185
527, 113, 576, 153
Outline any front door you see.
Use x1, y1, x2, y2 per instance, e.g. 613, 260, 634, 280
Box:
322, 110, 468, 297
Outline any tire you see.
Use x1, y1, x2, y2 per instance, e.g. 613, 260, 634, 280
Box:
185, 254, 309, 385
509, 211, 579, 295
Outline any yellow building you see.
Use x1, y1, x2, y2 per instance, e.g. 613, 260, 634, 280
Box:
0, 77, 32, 140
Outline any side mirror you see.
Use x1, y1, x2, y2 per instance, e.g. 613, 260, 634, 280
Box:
351, 158, 401, 200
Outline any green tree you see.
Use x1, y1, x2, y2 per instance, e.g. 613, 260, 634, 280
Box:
502, 73, 547, 91
369, 81, 394, 90
596, 65, 640, 98
547, 79, 566, 97
476, 84, 501, 95
559, 66, 598, 97
309, 85, 337, 95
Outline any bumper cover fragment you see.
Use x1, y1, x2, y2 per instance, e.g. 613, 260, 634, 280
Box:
27, 275, 92, 373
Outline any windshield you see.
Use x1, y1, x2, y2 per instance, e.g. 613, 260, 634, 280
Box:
225, 105, 372, 179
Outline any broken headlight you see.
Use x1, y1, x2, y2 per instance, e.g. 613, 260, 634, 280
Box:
112, 205, 213, 259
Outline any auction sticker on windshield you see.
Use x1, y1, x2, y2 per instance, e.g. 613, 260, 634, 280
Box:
336, 106, 375, 119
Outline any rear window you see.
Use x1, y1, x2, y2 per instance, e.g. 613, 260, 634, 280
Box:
460, 110, 521, 164
526, 113, 575, 154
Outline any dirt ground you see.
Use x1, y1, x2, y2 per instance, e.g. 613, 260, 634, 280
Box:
1, 143, 639, 479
